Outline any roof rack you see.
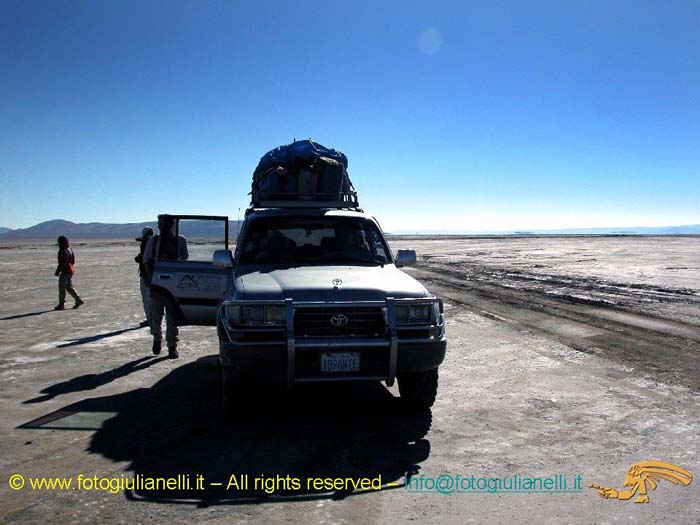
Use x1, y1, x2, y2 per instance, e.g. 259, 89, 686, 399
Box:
244, 205, 365, 218
251, 191, 359, 210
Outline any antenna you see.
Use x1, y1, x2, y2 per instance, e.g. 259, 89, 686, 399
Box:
236, 207, 241, 241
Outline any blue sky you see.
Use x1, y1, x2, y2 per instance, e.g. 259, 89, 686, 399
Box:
1, 0, 698, 231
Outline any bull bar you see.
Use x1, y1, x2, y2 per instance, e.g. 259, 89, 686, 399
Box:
219, 297, 445, 387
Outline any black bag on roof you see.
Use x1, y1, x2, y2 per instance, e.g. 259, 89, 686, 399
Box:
251, 140, 357, 207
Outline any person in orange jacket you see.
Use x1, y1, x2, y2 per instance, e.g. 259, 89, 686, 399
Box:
54, 235, 84, 311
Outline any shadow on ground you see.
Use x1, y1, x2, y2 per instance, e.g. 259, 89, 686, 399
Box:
20, 356, 432, 506
0, 310, 52, 321
56, 326, 143, 348
23, 356, 169, 403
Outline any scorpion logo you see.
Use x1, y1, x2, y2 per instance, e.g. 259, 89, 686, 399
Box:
589, 461, 692, 503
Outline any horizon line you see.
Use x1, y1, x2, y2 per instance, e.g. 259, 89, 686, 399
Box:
1, 218, 699, 232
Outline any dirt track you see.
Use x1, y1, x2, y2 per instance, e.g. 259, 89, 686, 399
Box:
409, 263, 700, 392
0, 236, 699, 524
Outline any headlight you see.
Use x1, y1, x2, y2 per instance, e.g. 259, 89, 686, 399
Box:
265, 305, 286, 324
224, 304, 240, 323
241, 306, 264, 324
224, 304, 286, 326
395, 303, 436, 323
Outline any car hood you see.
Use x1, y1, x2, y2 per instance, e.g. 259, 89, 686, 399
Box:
232, 265, 431, 301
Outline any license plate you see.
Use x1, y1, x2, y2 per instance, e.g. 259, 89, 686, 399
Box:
320, 352, 360, 373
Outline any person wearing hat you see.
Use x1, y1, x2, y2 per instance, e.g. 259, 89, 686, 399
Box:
143, 215, 188, 358
134, 226, 154, 328
54, 235, 84, 311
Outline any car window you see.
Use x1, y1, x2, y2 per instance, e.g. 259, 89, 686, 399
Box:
175, 219, 227, 262
239, 217, 390, 264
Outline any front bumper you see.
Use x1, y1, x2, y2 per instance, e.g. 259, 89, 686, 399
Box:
218, 298, 446, 385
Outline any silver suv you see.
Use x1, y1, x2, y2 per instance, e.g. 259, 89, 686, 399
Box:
151, 208, 446, 415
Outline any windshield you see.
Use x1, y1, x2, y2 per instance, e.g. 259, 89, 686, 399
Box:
238, 216, 392, 265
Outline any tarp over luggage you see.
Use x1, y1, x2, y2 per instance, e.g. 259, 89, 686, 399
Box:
251, 140, 358, 208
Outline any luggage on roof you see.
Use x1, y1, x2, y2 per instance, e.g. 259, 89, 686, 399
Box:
251, 140, 359, 209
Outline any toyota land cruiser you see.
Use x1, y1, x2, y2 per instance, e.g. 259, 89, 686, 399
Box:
149, 142, 446, 415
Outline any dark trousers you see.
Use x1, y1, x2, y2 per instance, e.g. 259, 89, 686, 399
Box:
149, 296, 178, 348
58, 273, 80, 305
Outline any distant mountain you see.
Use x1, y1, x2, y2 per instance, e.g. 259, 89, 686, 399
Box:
0, 219, 242, 240
391, 224, 700, 235
2, 219, 698, 240
528, 224, 700, 235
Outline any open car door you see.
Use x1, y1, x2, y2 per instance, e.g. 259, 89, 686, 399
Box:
150, 215, 233, 326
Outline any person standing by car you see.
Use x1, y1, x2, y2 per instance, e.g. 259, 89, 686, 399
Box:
54, 235, 84, 311
134, 226, 154, 327
143, 215, 188, 359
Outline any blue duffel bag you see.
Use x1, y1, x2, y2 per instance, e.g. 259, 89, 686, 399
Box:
252, 140, 352, 203
255, 139, 348, 175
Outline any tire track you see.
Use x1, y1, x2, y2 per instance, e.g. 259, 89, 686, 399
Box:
412, 263, 700, 391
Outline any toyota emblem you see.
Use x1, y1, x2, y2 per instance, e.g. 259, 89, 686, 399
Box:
332, 278, 343, 286
330, 314, 349, 327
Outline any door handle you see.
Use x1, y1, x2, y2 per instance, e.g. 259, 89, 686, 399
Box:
159, 274, 173, 280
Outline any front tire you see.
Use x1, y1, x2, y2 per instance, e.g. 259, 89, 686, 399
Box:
398, 369, 438, 410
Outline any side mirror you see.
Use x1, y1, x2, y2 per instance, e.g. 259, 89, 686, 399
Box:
213, 249, 234, 269
395, 249, 417, 267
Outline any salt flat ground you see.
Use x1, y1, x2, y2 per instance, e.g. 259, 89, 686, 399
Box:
0, 236, 698, 524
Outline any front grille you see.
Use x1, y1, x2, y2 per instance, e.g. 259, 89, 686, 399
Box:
294, 306, 386, 338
